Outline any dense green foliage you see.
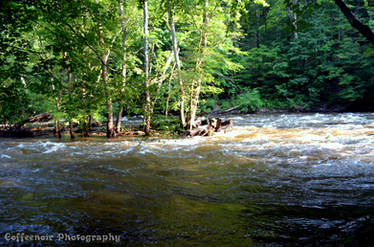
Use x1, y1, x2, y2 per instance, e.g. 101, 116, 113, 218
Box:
224, 0, 374, 112
0, 0, 373, 135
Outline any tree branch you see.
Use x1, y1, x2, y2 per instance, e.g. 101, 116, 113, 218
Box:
334, 0, 374, 45
65, 23, 124, 76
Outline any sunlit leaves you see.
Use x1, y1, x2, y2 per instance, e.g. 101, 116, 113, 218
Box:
254, 0, 270, 7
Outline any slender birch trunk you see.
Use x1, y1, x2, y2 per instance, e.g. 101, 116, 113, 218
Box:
143, 0, 151, 135
168, 3, 186, 128
116, 0, 128, 134
287, 0, 298, 40
115, 107, 123, 133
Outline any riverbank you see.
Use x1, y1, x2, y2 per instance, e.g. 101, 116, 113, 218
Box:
0, 121, 178, 138
1, 111, 373, 138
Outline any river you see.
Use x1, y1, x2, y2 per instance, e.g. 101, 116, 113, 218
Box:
1, 113, 374, 246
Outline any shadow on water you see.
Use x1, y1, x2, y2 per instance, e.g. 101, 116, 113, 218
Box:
1, 113, 374, 246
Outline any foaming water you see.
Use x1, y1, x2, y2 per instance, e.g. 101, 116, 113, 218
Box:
1, 113, 374, 246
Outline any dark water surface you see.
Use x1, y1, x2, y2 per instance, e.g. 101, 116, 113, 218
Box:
1, 113, 374, 246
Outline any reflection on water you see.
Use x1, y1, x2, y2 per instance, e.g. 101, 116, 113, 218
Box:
1, 113, 374, 246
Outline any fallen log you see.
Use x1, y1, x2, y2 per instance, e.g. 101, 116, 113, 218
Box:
185, 125, 209, 137
25, 113, 52, 123
187, 117, 208, 129
186, 118, 233, 137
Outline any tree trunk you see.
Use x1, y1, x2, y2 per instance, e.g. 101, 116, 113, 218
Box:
165, 78, 172, 117
116, 0, 127, 135
334, 0, 374, 45
287, 0, 298, 40
55, 90, 62, 138
189, 0, 209, 130
255, 4, 260, 48
69, 122, 74, 139
264, 12, 267, 34
189, 78, 201, 130
55, 120, 61, 138
93, 0, 115, 138
262, 7, 270, 35
63, 51, 75, 140
119, 0, 127, 82
88, 115, 92, 131
102, 62, 115, 138
115, 105, 123, 133
67, 68, 75, 140
189, 81, 195, 129
99, 25, 115, 138
82, 119, 89, 137
168, 3, 186, 128
143, 0, 151, 135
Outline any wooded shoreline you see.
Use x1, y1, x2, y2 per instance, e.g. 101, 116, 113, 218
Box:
1, 109, 371, 138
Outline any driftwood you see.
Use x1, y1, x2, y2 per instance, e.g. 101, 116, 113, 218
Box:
186, 125, 213, 137
116, 130, 145, 136
186, 118, 234, 137
25, 113, 52, 124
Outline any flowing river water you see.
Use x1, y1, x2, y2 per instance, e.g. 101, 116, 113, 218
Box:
1, 113, 374, 246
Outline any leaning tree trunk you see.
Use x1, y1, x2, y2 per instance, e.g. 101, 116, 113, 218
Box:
168, 3, 186, 128
334, 0, 374, 45
143, 0, 151, 135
